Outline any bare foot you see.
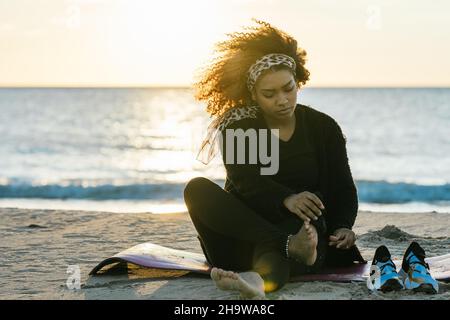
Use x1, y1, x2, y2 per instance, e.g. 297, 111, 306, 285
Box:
288, 221, 318, 266
210, 267, 265, 299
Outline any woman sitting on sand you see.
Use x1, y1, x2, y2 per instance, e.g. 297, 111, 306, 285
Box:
184, 19, 365, 299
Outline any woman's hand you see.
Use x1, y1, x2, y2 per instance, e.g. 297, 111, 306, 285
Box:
283, 191, 325, 222
328, 228, 356, 249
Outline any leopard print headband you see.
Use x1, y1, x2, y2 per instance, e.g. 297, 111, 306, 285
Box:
246, 53, 297, 92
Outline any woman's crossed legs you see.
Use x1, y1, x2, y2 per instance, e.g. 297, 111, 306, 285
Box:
183, 177, 325, 298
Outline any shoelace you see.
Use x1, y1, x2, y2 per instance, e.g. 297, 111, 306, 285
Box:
406, 254, 430, 274
378, 260, 397, 275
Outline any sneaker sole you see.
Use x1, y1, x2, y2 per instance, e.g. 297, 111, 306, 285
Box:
412, 283, 437, 294
380, 279, 403, 292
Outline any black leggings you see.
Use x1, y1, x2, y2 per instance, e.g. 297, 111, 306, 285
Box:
183, 177, 327, 292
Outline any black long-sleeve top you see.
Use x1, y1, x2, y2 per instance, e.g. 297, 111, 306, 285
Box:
220, 103, 358, 234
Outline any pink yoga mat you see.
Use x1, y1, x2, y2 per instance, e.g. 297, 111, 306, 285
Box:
90, 242, 450, 282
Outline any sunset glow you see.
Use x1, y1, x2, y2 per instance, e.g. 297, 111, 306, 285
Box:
1, 0, 449, 87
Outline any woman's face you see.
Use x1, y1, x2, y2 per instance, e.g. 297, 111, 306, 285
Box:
251, 68, 299, 122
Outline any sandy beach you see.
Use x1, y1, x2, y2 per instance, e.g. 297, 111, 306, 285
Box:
0, 208, 448, 300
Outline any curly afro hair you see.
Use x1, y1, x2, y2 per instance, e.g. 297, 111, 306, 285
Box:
192, 18, 310, 117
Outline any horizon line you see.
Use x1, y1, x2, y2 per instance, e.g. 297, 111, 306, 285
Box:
1, 85, 450, 89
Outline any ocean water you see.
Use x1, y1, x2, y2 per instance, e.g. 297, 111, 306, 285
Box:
0, 87, 449, 213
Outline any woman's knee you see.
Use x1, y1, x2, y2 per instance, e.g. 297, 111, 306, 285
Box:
184, 176, 214, 203
184, 177, 211, 200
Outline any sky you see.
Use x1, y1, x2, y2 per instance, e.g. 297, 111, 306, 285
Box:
1, 0, 449, 87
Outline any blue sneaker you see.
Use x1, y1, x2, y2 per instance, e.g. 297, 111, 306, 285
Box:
368, 245, 404, 292
398, 242, 439, 294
